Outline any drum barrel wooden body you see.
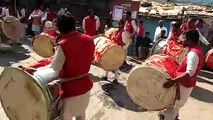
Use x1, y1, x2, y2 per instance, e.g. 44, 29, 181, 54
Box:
32, 30, 59, 58
127, 54, 178, 111
0, 67, 59, 120
205, 48, 213, 70
152, 39, 189, 64
1, 16, 25, 40
94, 36, 125, 71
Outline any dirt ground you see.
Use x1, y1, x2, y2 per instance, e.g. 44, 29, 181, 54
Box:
0, 41, 213, 120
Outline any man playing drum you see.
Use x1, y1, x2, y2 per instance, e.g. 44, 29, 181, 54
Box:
24, 11, 95, 120
0, 2, 22, 45
159, 30, 204, 120
102, 19, 127, 84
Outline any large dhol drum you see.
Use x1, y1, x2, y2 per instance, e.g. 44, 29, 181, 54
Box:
104, 28, 131, 50
1, 16, 25, 40
150, 39, 168, 55
0, 67, 60, 120
205, 48, 213, 70
127, 54, 178, 111
33, 29, 59, 58
151, 39, 189, 64
94, 36, 125, 71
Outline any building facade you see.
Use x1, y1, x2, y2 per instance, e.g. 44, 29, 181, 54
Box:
171, 0, 213, 4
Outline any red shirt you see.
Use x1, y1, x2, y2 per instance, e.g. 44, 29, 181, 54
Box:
58, 31, 95, 98
181, 23, 196, 32
113, 28, 125, 46
84, 16, 96, 36
125, 19, 134, 34
46, 11, 57, 21
176, 47, 204, 88
136, 24, 144, 37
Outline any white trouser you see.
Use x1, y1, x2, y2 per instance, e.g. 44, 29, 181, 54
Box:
105, 70, 119, 80
162, 85, 193, 120
59, 91, 90, 120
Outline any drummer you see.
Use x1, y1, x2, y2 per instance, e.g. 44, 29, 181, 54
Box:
0, 2, 21, 45
23, 11, 95, 120
102, 19, 127, 84
160, 30, 204, 120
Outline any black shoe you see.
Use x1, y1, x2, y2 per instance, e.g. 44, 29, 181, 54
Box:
16, 43, 22, 45
112, 79, 119, 84
102, 77, 108, 80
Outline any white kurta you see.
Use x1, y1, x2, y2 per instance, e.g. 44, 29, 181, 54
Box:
153, 26, 168, 43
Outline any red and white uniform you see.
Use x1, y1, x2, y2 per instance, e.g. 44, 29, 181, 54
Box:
82, 15, 100, 36
113, 28, 127, 47
181, 23, 209, 46
51, 31, 94, 119
42, 11, 57, 22
29, 9, 42, 33
104, 28, 127, 80
163, 47, 204, 120
124, 19, 137, 35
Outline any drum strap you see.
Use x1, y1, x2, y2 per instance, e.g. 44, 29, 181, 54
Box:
176, 84, 181, 100
60, 73, 89, 83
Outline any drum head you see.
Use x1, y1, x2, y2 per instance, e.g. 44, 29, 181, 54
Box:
150, 39, 167, 56
0, 67, 51, 120
100, 45, 125, 71
2, 16, 23, 40
33, 35, 55, 58
127, 65, 176, 111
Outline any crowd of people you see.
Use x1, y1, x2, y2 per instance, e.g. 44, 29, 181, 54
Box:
0, 1, 212, 120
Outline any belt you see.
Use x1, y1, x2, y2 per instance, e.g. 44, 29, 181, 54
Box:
60, 73, 89, 84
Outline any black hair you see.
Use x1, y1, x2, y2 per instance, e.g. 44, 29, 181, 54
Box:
88, 9, 95, 14
56, 11, 76, 34
118, 19, 125, 26
126, 11, 131, 16
188, 17, 197, 22
145, 32, 150, 35
172, 21, 181, 28
198, 19, 204, 24
139, 20, 143, 24
182, 30, 199, 45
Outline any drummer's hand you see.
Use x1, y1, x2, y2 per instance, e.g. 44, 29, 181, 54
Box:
163, 79, 176, 89
18, 66, 36, 74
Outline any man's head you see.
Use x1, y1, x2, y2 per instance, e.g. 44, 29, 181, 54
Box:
172, 21, 181, 32
145, 32, 150, 37
88, 9, 95, 18
118, 19, 125, 29
196, 19, 204, 28
187, 18, 197, 29
159, 20, 164, 27
180, 30, 199, 47
139, 20, 143, 25
125, 11, 132, 20
56, 11, 76, 34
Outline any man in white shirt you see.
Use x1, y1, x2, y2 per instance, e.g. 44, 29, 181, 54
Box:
161, 30, 204, 120
154, 20, 168, 43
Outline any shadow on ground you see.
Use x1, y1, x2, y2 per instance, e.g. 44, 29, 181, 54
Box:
191, 86, 213, 103
0, 45, 30, 67
101, 83, 145, 112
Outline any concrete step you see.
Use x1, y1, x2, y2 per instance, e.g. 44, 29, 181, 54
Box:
197, 70, 213, 85
199, 70, 213, 79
